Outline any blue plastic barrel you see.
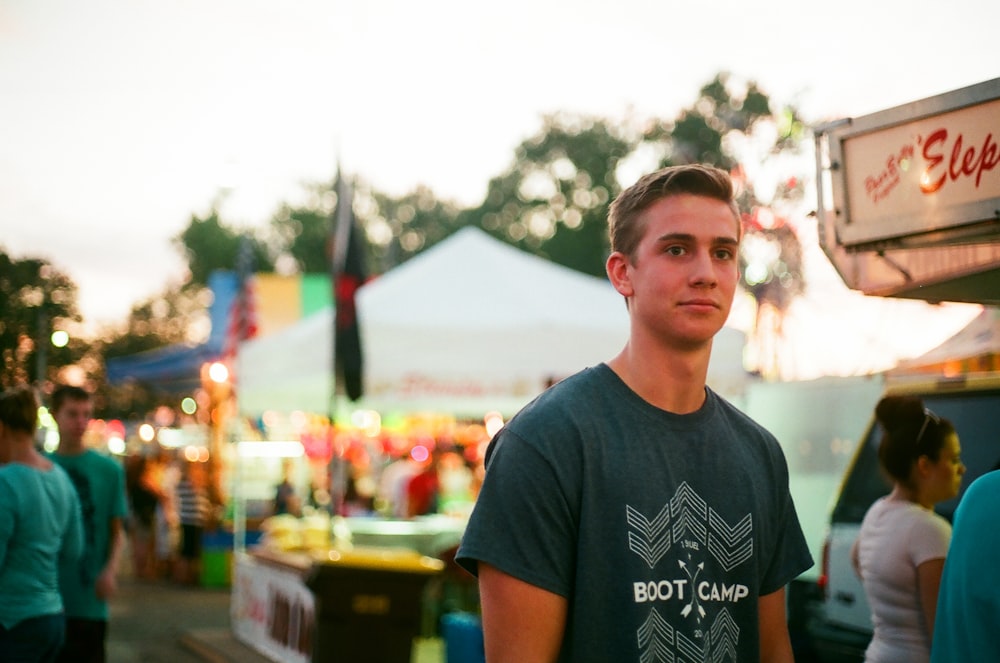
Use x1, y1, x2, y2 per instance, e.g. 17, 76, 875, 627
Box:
440, 612, 485, 663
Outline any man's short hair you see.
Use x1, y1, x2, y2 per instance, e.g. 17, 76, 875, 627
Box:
609, 164, 740, 260
50, 384, 91, 414
0, 384, 39, 434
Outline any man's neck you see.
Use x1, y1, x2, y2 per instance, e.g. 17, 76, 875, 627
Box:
55, 439, 86, 456
607, 338, 712, 414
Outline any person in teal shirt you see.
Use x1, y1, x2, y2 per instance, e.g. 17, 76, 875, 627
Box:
931, 469, 1000, 663
0, 384, 84, 662
49, 385, 128, 663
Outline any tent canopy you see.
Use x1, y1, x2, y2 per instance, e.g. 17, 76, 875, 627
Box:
892, 306, 1000, 374
237, 227, 749, 418
356, 227, 630, 415
105, 271, 239, 392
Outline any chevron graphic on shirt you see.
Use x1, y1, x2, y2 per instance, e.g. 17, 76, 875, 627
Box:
627, 503, 673, 569
709, 608, 739, 663
706, 509, 753, 572
670, 482, 707, 544
637, 607, 675, 663
675, 628, 710, 663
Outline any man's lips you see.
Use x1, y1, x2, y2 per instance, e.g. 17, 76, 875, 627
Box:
680, 298, 719, 309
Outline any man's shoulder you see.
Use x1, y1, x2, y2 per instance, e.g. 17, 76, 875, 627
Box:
966, 470, 1000, 500
522, 364, 613, 410
709, 389, 775, 436
0, 464, 22, 489
82, 449, 121, 469
54, 449, 123, 474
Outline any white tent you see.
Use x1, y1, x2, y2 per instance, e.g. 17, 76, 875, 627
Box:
237, 227, 749, 418
237, 309, 336, 416
892, 305, 999, 373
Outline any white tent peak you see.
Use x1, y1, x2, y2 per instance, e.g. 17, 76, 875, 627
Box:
358, 226, 625, 331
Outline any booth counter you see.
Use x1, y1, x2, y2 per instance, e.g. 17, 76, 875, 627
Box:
232, 545, 445, 663
343, 515, 466, 558
228, 440, 471, 662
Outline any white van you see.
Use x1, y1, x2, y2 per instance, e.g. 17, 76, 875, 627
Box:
806, 373, 1000, 662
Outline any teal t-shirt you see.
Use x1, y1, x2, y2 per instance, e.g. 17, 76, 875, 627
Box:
50, 449, 128, 620
931, 471, 1000, 663
0, 463, 84, 629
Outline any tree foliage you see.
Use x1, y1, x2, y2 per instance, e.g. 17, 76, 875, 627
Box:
461, 114, 635, 277
0, 249, 83, 390
99, 284, 210, 360
268, 182, 463, 276
271, 204, 331, 274
174, 210, 273, 287
361, 184, 463, 273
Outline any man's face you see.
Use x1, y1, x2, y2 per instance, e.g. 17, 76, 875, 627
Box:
53, 397, 93, 446
610, 194, 740, 349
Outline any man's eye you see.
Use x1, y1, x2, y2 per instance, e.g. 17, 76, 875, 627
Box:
665, 246, 686, 256
714, 249, 735, 260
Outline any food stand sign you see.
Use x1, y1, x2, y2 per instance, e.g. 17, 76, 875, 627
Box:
818, 78, 1000, 251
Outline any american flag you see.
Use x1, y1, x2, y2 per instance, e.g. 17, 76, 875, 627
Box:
221, 236, 259, 362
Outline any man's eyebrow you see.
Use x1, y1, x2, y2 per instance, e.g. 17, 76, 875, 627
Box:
655, 232, 739, 246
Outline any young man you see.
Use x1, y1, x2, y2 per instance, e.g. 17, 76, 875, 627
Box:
930, 469, 1000, 662
456, 165, 813, 662
49, 385, 128, 663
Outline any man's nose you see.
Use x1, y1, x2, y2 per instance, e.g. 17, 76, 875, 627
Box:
690, 250, 719, 287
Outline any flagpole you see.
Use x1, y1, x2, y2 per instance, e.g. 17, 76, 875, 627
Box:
329, 165, 345, 425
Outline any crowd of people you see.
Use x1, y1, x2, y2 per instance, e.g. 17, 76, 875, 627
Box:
122, 448, 215, 586
0, 165, 997, 663
1, 384, 126, 663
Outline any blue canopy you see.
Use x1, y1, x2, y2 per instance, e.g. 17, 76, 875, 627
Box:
105, 271, 239, 393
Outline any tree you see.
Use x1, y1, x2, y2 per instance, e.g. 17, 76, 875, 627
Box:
174, 209, 273, 287
271, 204, 331, 274
0, 249, 83, 390
462, 113, 637, 277
364, 184, 463, 272
269, 179, 463, 276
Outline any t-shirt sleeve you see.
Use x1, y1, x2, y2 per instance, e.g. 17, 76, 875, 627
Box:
758, 444, 814, 595
456, 429, 578, 598
909, 512, 951, 567
111, 461, 129, 520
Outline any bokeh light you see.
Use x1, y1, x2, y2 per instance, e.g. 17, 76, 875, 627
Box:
50, 330, 69, 347
208, 361, 229, 383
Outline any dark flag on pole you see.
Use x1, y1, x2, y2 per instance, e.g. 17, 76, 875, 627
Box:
331, 169, 367, 403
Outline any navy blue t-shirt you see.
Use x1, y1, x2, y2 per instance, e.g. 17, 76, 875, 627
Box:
457, 364, 813, 662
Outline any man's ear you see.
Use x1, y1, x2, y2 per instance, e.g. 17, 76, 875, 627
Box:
606, 251, 633, 298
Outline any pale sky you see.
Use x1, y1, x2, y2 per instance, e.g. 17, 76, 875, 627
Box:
1, 0, 995, 375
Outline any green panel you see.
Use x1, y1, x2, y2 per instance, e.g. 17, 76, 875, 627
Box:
301, 273, 333, 317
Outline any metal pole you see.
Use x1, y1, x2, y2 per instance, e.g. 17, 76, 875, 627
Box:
35, 306, 48, 388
